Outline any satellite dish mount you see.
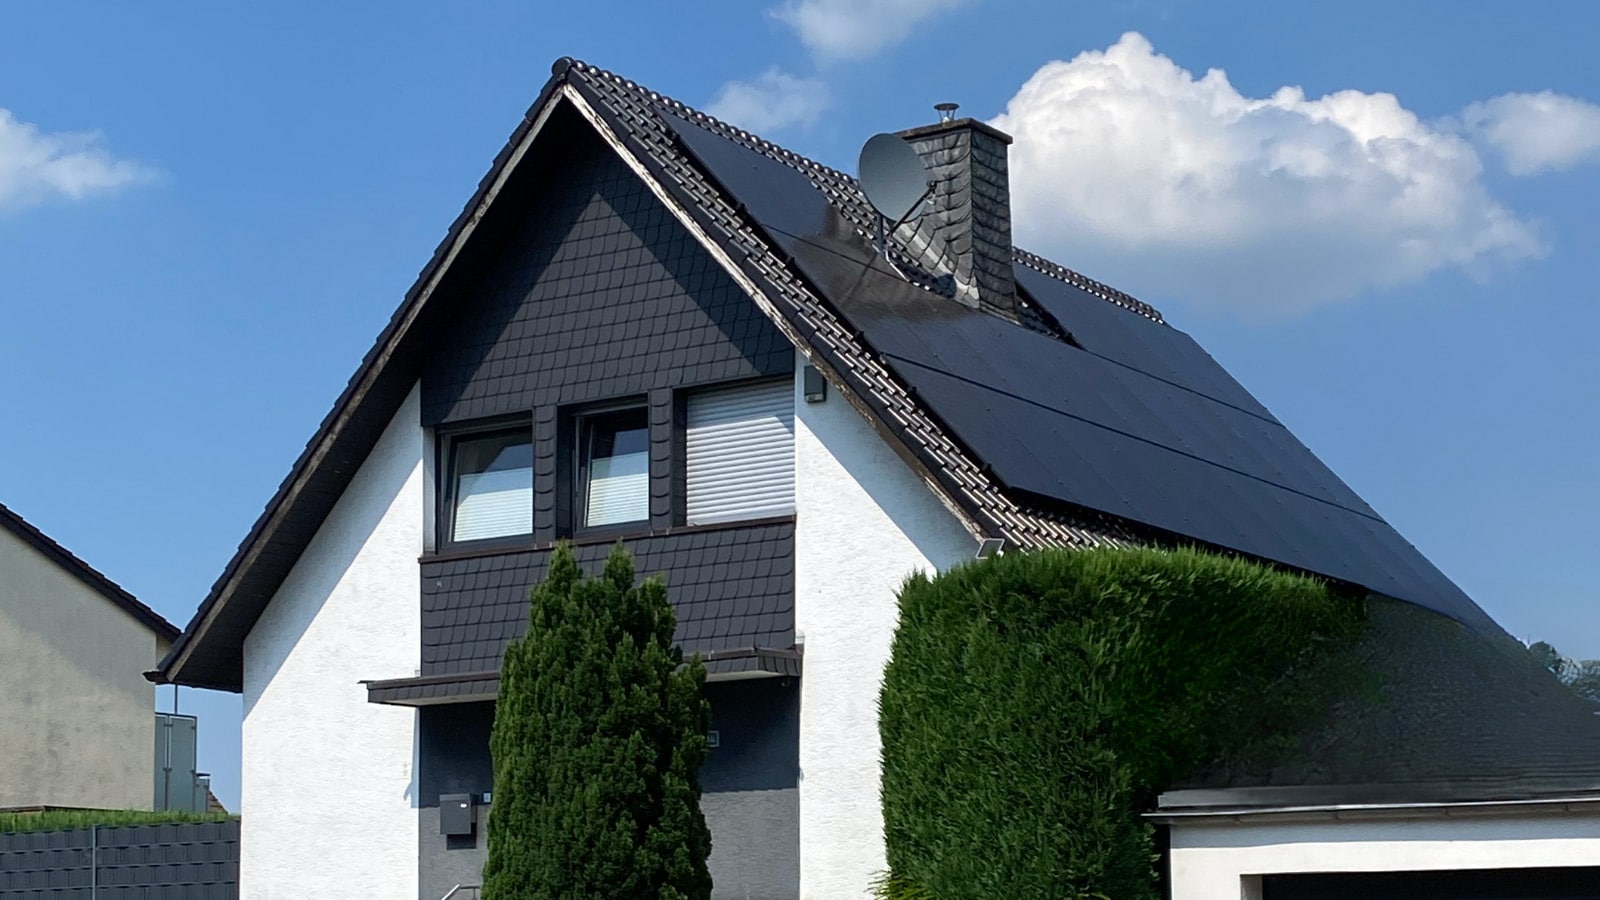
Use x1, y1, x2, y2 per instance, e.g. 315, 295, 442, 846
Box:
858, 132, 932, 262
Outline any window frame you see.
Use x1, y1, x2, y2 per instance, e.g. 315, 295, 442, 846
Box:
436, 418, 536, 552
571, 400, 652, 537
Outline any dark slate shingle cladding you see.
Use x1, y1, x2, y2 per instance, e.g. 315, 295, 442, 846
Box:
414, 118, 798, 680
421, 522, 795, 676
421, 120, 793, 426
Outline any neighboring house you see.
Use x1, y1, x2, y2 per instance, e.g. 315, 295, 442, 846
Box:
0, 502, 180, 812
151, 59, 1600, 900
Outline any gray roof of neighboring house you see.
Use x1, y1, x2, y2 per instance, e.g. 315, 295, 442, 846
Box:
156, 57, 1495, 694
0, 500, 179, 642
1160, 597, 1600, 808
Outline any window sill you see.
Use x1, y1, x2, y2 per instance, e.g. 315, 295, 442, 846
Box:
417, 513, 796, 565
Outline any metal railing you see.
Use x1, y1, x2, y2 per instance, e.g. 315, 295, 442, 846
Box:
439, 885, 481, 900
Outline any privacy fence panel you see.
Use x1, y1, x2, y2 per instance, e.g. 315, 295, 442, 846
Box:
0, 820, 238, 899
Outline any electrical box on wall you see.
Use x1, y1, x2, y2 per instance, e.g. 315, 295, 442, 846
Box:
440, 793, 475, 836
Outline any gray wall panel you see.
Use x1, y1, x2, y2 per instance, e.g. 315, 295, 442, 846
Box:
703, 680, 799, 793
420, 806, 488, 900
703, 789, 799, 900
0, 820, 238, 899
417, 683, 799, 899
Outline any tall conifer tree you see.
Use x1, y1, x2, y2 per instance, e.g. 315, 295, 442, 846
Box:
484, 543, 712, 900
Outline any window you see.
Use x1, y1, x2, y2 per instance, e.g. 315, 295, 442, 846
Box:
578, 407, 650, 528
685, 378, 794, 525
444, 428, 533, 544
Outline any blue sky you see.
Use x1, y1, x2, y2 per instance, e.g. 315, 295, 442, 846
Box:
3, 2, 1597, 811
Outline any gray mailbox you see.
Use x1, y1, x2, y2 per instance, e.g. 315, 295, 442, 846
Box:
440, 792, 475, 836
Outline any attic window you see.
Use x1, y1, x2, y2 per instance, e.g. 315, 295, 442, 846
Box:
444, 427, 533, 544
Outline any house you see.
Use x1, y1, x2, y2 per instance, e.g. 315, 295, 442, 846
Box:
0, 501, 181, 811
151, 59, 1600, 900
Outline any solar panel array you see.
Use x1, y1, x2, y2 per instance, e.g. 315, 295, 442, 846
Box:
664, 113, 1493, 629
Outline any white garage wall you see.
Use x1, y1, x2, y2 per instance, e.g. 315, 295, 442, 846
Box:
1169, 806, 1600, 900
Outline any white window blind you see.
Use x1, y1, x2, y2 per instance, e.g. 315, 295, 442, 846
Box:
450, 429, 533, 543
453, 469, 534, 541
584, 451, 649, 526
686, 379, 795, 525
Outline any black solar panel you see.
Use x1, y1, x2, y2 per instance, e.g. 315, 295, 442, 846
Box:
664, 112, 1493, 630
1015, 266, 1275, 421
665, 112, 836, 242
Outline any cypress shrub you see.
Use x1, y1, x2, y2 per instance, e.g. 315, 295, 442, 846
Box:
483, 542, 713, 900
879, 546, 1364, 899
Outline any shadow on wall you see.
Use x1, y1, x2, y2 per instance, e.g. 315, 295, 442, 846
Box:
800, 371, 976, 572
240, 392, 421, 719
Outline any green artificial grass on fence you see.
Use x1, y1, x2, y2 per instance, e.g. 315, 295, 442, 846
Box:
0, 809, 232, 835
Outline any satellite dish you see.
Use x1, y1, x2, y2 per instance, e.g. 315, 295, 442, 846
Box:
858, 133, 929, 223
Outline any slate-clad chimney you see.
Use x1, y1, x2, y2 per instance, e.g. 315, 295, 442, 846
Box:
896, 113, 1016, 317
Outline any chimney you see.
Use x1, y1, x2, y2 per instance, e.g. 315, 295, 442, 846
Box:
896, 108, 1016, 317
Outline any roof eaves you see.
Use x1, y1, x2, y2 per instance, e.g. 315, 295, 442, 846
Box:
364, 645, 804, 706
0, 501, 179, 641
1148, 791, 1600, 825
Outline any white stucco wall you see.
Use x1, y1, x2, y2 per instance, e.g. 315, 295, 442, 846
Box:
792, 363, 976, 900
1169, 808, 1600, 900
241, 385, 423, 900
0, 529, 165, 810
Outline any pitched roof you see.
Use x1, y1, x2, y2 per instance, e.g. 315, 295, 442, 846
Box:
650, 103, 1488, 629
156, 57, 1498, 692
0, 501, 179, 642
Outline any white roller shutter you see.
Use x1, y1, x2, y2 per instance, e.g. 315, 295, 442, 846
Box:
686, 379, 795, 525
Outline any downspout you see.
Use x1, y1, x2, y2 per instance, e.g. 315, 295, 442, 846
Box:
90, 824, 97, 899
161, 713, 173, 811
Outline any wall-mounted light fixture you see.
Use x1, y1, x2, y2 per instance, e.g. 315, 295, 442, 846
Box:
803, 365, 827, 403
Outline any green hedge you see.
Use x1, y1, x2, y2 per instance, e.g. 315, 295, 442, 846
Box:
0, 809, 231, 835
879, 546, 1365, 899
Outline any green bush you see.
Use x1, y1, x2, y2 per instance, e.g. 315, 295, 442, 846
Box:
483, 542, 713, 900
879, 546, 1365, 899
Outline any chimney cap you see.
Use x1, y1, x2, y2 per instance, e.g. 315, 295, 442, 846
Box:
935, 102, 960, 122
897, 117, 1014, 146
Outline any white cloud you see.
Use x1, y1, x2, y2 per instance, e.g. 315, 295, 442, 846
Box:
1463, 91, 1600, 176
0, 108, 155, 213
772, 0, 971, 62
713, 0, 967, 135
706, 69, 831, 135
992, 33, 1543, 316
